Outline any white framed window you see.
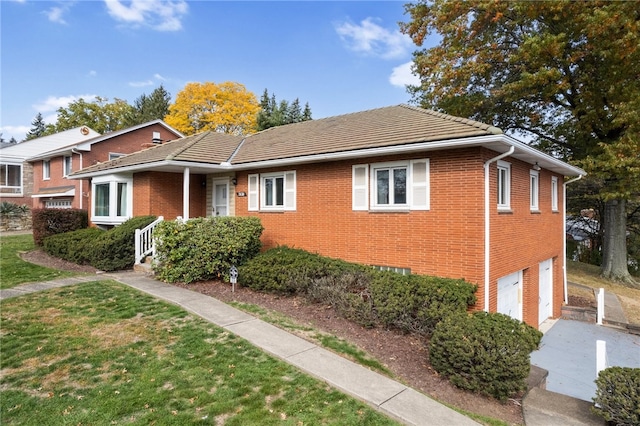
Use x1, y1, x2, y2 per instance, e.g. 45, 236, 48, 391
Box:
43, 160, 50, 180
109, 152, 125, 161
91, 174, 133, 225
551, 176, 558, 211
497, 160, 511, 210
530, 170, 539, 211
352, 159, 429, 211
247, 171, 296, 212
63, 156, 72, 177
0, 163, 22, 194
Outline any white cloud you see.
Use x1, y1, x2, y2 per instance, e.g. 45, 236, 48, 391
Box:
88, 70, 97, 77
0, 125, 30, 142
153, 73, 166, 81
389, 61, 420, 88
335, 17, 413, 60
33, 94, 97, 113
129, 80, 154, 87
45, 4, 71, 25
104, 0, 188, 31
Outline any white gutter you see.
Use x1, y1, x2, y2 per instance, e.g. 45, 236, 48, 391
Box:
483, 146, 515, 311
563, 174, 583, 304
71, 148, 83, 209
183, 167, 190, 220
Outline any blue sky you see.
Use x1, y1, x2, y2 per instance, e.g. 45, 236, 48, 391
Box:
1, 0, 433, 142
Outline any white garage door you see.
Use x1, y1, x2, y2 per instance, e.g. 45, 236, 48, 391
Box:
497, 271, 522, 321
539, 259, 553, 325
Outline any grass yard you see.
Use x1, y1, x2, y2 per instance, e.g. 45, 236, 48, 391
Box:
0, 281, 399, 425
567, 260, 640, 324
0, 234, 77, 289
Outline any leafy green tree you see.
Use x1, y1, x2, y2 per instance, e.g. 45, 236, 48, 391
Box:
256, 89, 312, 131
401, 0, 640, 285
125, 85, 172, 126
25, 113, 48, 140
164, 81, 259, 136
50, 96, 135, 134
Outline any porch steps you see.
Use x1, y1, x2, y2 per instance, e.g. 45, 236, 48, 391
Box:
133, 258, 154, 275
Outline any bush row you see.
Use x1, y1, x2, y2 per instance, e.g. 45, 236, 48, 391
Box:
32, 208, 88, 246
43, 216, 157, 271
239, 246, 543, 400
238, 246, 477, 336
153, 217, 264, 283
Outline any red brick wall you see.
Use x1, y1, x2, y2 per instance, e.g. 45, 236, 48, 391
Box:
232, 147, 565, 328
485, 150, 565, 325
236, 148, 486, 283
132, 171, 206, 220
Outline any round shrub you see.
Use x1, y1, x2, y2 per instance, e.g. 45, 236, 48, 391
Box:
429, 311, 542, 401
153, 216, 263, 283
592, 366, 640, 426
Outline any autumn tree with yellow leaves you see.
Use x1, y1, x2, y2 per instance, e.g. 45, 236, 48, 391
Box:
164, 81, 260, 136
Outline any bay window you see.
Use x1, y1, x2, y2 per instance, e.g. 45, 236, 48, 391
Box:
91, 174, 132, 224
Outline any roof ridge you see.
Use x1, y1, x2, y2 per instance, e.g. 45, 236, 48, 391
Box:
165, 132, 209, 160
399, 104, 503, 134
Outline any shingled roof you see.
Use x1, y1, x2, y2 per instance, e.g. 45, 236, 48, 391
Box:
231, 104, 501, 164
72, 104, 505, 178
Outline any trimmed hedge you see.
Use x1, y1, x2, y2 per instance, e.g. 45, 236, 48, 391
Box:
592, 366, 640, 426
238, 246, 477, 335
32, 208, 88, 246
42, 216, 156, 271
154, 217, 263, 283
369, 272, 476, 335
429, 311, 542, 401
43, 228, 105, 264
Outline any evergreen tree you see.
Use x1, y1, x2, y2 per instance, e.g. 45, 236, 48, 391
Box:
9, 137, 18, 144
255, 90, 313, 131
126, 85, 172, 126
25, 113, 47, 140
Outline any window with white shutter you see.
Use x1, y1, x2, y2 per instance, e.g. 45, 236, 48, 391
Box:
248, 174, 259, 211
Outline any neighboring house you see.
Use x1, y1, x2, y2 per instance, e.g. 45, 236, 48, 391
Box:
0, 126, 101, 207
71, 105, 586, 329
27, 120, 183, 212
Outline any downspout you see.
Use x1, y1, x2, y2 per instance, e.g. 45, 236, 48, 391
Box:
483, 146, 515, 312
563, 174, 583, 304
71, 149, 83, 210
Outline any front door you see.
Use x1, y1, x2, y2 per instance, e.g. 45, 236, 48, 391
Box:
538, 259, 553, 325
213, 181, 229, 217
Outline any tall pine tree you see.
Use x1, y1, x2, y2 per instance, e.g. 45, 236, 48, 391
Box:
25, 113, 47, 140
255, 89, 312, 131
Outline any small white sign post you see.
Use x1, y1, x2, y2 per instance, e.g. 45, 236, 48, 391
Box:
230, 266, 238, 293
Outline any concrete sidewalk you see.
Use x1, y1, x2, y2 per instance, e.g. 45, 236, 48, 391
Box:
1, 271, 479, 426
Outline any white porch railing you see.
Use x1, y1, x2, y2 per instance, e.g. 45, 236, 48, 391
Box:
135, 216, 164, 265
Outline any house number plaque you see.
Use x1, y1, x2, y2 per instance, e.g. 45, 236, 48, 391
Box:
236, 192, 247, 197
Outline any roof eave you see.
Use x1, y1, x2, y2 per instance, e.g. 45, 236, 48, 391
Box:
69, 160, 232, 179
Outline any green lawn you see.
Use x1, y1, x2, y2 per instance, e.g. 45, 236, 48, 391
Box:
0, 234, 77, 289
0, 281, 399, 425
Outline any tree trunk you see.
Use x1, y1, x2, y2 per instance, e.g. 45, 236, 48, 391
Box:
601, 199, 639, 287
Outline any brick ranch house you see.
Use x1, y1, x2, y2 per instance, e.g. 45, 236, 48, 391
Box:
71, 105, 585, 329
27, 120, 182, 212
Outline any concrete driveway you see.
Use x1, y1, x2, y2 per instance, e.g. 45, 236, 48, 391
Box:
530, 319, 640, 401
